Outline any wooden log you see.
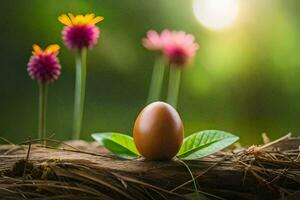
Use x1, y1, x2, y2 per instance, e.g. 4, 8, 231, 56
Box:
0, 138, 299, 200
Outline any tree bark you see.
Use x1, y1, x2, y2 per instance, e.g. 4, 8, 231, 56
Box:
0, 138, 299, 200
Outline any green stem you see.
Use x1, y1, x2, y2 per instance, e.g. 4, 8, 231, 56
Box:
166, 66, 181, 109
72, 48, 87, 140
38, 82, 48, 145
147, 57, 165, 104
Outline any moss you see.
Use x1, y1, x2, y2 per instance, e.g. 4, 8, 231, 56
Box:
10, 159, 57, 180
40, 165, 57, 180
11, 159, 34, 177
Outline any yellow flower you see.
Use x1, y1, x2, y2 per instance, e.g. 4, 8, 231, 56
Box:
32, 44, 60, 55
58, 13, 104, 26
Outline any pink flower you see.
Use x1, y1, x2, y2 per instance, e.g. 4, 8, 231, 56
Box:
143, 30, 199, 67
58, 13, 104, 50
163, 31, 199, 66
27, 44, 61, 83
142, 30, 164, 51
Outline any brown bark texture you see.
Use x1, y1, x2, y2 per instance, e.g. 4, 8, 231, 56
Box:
0, 137, 299, 200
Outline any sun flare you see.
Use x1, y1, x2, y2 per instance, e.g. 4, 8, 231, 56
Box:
193, 0, 239, 30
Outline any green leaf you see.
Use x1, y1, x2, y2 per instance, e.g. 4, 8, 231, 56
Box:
177, 130, 239, 160
92, 132, 140, 159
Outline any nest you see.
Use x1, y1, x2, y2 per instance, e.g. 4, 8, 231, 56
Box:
0, 134, 299, 200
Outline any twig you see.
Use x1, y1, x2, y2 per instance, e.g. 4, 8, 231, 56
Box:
22, 137, 32, 180
262, 133, 292, 149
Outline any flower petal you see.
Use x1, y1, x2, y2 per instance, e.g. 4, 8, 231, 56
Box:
45, 44, 60, 54
58, 14, 72, 26
85, 13, 95, 23
32, 44, 42, 55
90, 16, 104, 25
74, 15, 85, 25
68, 13, 75, 24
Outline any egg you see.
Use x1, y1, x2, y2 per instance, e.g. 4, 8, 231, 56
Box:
133, 101, 184, 161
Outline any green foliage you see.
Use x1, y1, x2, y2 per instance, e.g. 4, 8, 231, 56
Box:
92, 132, 140, 159
177, 130, 239, 160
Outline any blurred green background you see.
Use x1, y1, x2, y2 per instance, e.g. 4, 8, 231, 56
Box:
0, 0, 299, 144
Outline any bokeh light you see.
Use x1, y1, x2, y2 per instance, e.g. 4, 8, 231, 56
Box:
193, 0, 239, 30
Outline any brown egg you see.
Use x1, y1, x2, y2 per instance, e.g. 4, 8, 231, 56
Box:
133, 101, 184, 161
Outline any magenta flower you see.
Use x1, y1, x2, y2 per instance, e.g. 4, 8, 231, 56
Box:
63, 25, 99, 49
27, 44, 61, 83
58, 13, 104, 50
27, 44, 62, 144
58, 13, 104, 139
